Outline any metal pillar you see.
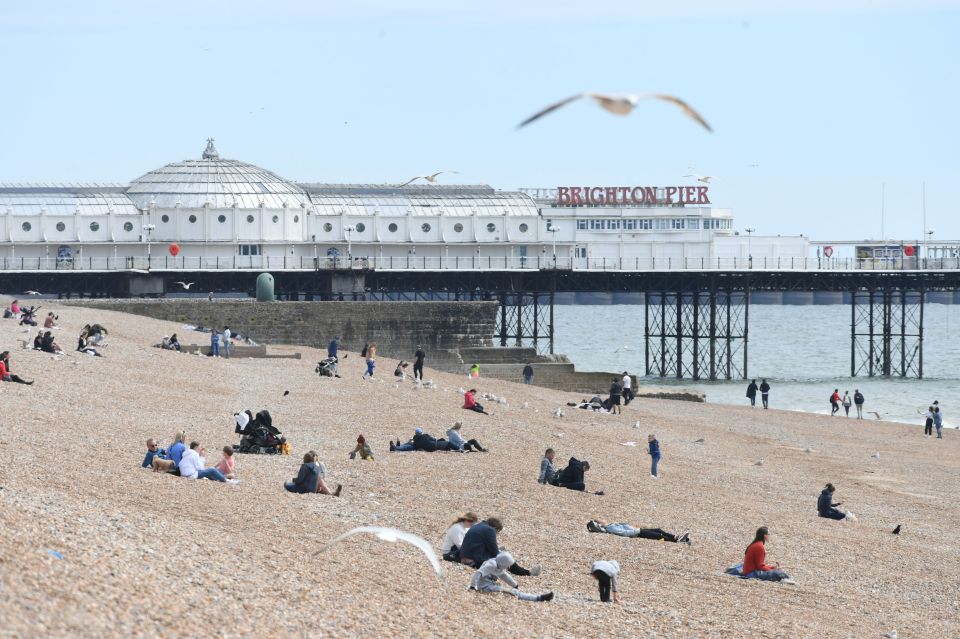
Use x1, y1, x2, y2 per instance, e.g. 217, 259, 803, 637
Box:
495, 292, 555, 354
851, 287, 924, 378
644, 286, 749, 380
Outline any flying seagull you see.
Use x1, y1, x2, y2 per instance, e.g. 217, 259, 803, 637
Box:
321, 526, 442, 579
517, 92, 713, 132
398, 171, 460, 187
683, 174, 714, 183
24, 290, 41, 295
173, 281, 195, 290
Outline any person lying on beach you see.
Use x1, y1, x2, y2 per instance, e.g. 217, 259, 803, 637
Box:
740, 526, 793, 582
817, 483, 855, 521
141, 438, 168, 468
459, 517, 541, 577
82, 324, 107, 344
441, 511, 479, 562
348, 434, 375, 460
390, 428, 443, 452
446, 422, 487, 452
591, 560, 621, 603
586, 519, 690, 543
469, 552, 554, 602
463, 389, 490, 415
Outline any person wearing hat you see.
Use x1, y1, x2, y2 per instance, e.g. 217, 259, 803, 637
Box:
441, 511, 479, 562
348, 434, 374, 460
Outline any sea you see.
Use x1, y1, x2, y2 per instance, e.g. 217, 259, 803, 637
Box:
553, 304, 960, 429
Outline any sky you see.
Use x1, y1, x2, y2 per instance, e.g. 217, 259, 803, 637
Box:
1, 0, 958, 244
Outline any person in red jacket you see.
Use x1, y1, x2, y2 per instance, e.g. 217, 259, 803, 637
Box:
742, 526, 792, 582
830, 389, 841, 416
0, 351, 33, 385
463, 389, 489, 415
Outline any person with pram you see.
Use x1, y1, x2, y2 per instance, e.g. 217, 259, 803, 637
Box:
316, 356, 340, 378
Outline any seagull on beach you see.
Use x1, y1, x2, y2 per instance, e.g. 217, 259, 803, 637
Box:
517, 92, 713, 132
553, 407, 565, 418
398, 171, 459, 187
868, 411, 883, 420
173, 281, 195, 290
321, 526, 442, 579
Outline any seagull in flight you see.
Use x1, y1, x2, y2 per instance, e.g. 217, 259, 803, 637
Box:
517, 92, 713, 132
683, 174, 714, 183
321, 526, 442, 579
398, 171, 460, 187
613, 345, 634, 354
24, 290, 41, 295
173, 281, 195, 290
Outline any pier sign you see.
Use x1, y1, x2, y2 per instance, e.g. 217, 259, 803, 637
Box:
556, 186, 710, 206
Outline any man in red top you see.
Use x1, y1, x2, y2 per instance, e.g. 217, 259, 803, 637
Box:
463, 389, 489, 415
830, 389, 841, 416
742, 527, 792, 582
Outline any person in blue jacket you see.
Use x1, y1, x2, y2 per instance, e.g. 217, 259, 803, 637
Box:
141, 438, 167, 468
328, 336, 339, 359
458, 517, 541, 576
817, 483, 847, 520
648, 434, 661, 478
166, 431, 187, 476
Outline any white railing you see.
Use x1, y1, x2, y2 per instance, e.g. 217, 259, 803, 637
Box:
1, 255, 959, 272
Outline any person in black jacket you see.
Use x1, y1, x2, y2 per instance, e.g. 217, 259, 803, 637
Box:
390, 428, 445, 452
285, 451, 320, 493
759, 379, 771, 409
556, 457, 590, 491
608, 379, 622, 415
817, 483, 847, 520
458, 517, 541, 576
853, 389, 865, 419
746, 380, 758, 406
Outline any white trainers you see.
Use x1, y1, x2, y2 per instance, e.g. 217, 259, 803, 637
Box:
227, 479, 241, 485
651, 474, 658, 479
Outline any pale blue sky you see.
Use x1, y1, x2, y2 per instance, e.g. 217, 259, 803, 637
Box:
2, 1, 958, 243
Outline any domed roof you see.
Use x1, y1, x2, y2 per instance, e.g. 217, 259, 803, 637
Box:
126, 139, 310, 210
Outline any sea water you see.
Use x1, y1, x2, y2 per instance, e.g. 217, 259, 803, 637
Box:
553, 304, 960, 428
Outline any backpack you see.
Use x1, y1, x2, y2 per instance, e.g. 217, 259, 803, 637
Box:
361, 343, 369, 358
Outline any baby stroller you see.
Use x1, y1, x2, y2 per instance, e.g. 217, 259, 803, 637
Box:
237, 410, 286, 454
316, 356, 339, 378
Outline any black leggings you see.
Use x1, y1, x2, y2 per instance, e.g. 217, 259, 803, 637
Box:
413, 362, 423, 380
925, 420, 933, 436
632, 528, 680, 543
463, 438, 484, 452
508, 562, 531, 576
3, 374, 32, 385
593, 570, 612, 601
468, 405, 488, 415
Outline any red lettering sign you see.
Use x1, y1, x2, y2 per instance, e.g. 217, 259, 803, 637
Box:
552, 186, 710, 206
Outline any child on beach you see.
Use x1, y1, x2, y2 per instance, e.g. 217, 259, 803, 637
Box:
215, 446, 237, 479
590, 560, 621, 603
469, 551, 554, 602
348, 434, 374, 460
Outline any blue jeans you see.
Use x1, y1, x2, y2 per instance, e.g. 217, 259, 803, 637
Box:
523, 376, 532, 384
651, 455, 660, 476
197, 467, 227, 482
936, 426, 943, 438
211, 341, 220, 357
223, 341, 231, 358
366, 360, 375, 377
393, 443, 415, 452
745, 569, 789, 581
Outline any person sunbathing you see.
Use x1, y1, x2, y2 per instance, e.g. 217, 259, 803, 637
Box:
586, 519, 689, 543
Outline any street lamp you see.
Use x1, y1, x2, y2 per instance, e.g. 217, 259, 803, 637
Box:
547, 224, 559, 266
745, 227, 755, 267
142, 223, 156, 270
926, 229, 935, 262
344, 224, 355, 263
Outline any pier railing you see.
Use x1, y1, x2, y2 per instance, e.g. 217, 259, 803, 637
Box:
2, 255, 958, 272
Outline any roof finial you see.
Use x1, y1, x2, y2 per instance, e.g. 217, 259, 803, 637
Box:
202, 138, 219, 160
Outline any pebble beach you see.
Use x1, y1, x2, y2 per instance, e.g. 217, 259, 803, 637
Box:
1, 300, 958, 638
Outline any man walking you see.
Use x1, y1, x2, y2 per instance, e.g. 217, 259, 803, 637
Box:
759, 379, 770, 409
522, 363, 534, 385
622, 372, 634, 406
413, 345, 426, 381
853, 389, 864, 419
328, 335, 340, 359
830, 389, 841, 416
746, 380, 758, 406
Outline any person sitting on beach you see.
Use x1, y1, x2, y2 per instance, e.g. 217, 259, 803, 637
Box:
741, 526, 792, 582
33, 330, 43, 350
459, 517, 541, 577
161, 336, 174, 350
441, 511, 479, 562
0, 351, 34, 385
446, 422, 487, 452
285, 451, 321, 493
169, 334, 181, 352
43, 312, 58, 329
390, 428, 440, 452
40, 331, 63, 354
215, 446, 237, 479
586, 519, 690, 543
77, 331, 103, 357
83, 324, 107, 344
141, 438, 168, 468
9, 299, 21, 317
178, 441, 238, 483
538, 448, 558, 485
591, 560, 621, 603
463, 389, 490, 415
556, 457, 590, 491
165, 431, 188, 475
394, 360, 409, 379
348, 434, 375, 460
817, 483, 854, 521
469, 551, 554, 602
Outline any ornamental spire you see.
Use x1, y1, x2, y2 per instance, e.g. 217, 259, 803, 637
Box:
202, 138, 219, 160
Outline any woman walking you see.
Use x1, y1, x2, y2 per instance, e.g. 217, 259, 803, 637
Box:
842, 391, 852, 417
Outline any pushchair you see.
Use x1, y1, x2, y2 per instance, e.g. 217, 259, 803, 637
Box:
237, 410, 287, 454
316, 356, 339, 377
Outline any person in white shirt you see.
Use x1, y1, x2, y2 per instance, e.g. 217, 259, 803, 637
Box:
178, 441, 237, 483
441, 511, 479, 561
591, 560, 621, 602
621, 372, 634, 406
222, 326, 232, 359
469, 552, 553, 602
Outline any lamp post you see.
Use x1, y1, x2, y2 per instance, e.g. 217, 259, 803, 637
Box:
926, 229, 935, 264
745, 227, 755, 268
547, 224, 559, 267
142, 223, 156, 270
344, 224, 355, 264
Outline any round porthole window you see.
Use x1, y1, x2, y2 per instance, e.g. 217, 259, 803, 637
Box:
486, 223, 496, 233
217, 214, 226, 223
188, 215, 197, 224
123, 222, 134, 232
56, 222, 66, 232
453, 223, 464, 233
421, 223, 432, 233
323, 222, 333, 232
21, 222, 32, 232
90, 221, 100, 232
247, 215, 255, 223
356, 223, 366, 233
388, 223, 398, 232
161, 214, 170, 223
272, 215, 279, 223
293, 215, 300, 223
519, 223, 529, 233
